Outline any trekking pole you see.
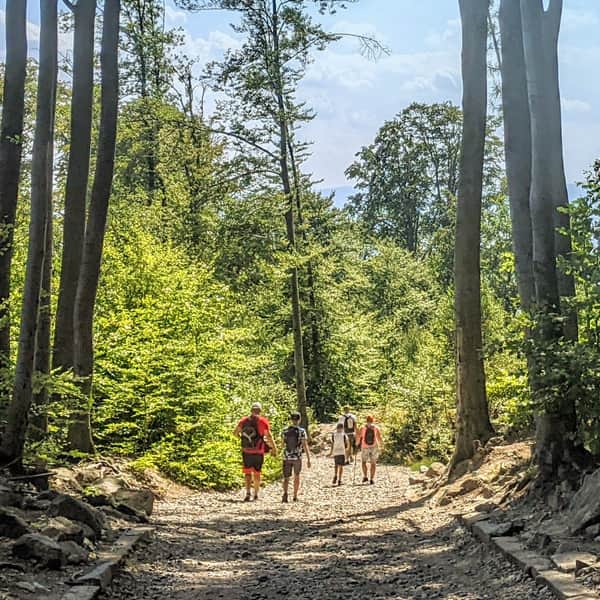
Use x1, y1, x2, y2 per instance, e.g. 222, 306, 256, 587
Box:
384, 461, 392, 487
352, 450, 358, 484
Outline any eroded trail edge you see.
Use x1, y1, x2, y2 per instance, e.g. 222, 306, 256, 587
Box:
106, 456, 553, 600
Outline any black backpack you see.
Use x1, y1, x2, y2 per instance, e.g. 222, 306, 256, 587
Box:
343, 414, 355, 434
364, 425, 375, 446
284, 426, 302, 455
241, 417, 263, 450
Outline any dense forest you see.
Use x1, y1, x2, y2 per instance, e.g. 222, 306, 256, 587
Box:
0, 0, 598, 493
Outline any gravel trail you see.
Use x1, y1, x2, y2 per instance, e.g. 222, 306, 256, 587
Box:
106, 455, 554, 599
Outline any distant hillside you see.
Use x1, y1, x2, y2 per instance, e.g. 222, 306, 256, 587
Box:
318, 184, 585, 207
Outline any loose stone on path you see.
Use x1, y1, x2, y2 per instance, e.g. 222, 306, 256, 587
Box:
106, 455, 557, 599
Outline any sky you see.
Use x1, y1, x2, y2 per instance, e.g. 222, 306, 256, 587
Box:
2, 0, 600, 194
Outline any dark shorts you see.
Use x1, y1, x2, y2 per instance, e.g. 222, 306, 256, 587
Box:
242, 453, 264, 474
346, 432, 356, 449
283, 459, 302, 478
334, 455, 346, 466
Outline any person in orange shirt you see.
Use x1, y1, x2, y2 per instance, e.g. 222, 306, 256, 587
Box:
356, 415, 384, 485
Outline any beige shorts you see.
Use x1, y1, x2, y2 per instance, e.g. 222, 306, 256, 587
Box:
361, 447, 379, 463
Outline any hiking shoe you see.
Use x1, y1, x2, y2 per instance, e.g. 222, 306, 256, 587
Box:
293, 497, 298, 502
362, 477, 369, 484
244, 494, 251, 502
282, 494, 288, 503
369, 480, 374, 485
332, 477, 337, 485
338, 480, 342, 486
253, 495, 259, 501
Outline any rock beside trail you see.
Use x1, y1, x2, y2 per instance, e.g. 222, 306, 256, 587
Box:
84, 475, 155, 517
568, 468, 600, 533
12, 533, 67, 569
59, 540, 90, 564
41, 516, 86, 544
0, 507, 31, 538
0, 485, 23, 508
48, 494, 104, 537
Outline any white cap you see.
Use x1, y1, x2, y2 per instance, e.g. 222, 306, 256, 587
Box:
251, 402, 262, 410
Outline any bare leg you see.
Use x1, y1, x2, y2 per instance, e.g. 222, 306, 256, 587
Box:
362, 461, 368, 478
293, 474, 300, 499
283, 477, 290, 498
370, 462, 377, 481
244, 474, 252, 499
253, 472, 261, 498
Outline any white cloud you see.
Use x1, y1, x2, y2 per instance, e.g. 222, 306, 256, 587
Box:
424, 19, 460, 48
562, 98, 592, 114
165, 5, 188, 25
181, 29, 242, 64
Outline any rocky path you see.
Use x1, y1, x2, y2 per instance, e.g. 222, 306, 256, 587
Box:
107, 455, 554, 599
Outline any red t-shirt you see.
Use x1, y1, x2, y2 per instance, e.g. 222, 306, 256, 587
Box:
237, 415, 270, 455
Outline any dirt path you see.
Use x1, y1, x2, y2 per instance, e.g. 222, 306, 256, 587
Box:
107, 455, 554, 599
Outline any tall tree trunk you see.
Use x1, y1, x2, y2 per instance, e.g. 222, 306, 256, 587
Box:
0, 0, 58, 466
499, 0, 534, 313
521, 0, 577, 479
0, 0, 27, 378
287, 137, 323, 416
53, 0, 96, 375
541, 0, 578, 342
30, 151, 54, 440
271, 0, 308, 431
451, 0, 494, 468
70, 0, 120, 453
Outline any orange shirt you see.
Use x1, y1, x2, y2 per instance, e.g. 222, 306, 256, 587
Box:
357, 425, 381, 448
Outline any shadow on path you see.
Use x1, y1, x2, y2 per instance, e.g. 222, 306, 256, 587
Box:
106, 458, 553, 600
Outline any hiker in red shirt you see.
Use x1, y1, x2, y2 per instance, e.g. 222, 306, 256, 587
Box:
233, 402, 277, 501
356, 415, 384, 485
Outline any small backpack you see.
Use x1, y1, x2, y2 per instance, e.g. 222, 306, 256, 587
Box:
284, 426, 302, 455
241, 417, 263, 450
343, 414, 355, 434
364, 425, 375, 446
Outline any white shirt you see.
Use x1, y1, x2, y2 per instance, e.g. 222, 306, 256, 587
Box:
338, 413, 357, 433
331, 431, 348, 456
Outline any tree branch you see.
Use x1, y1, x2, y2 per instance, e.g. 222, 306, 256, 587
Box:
208, 128, 279, 161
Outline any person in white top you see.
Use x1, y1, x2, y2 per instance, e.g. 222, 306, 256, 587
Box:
328, 422, 349, 486
337, 406, 358, 464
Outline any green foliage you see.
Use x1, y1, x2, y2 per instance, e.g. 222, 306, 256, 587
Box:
3, 8, 580, 490
88, 202, 294, 488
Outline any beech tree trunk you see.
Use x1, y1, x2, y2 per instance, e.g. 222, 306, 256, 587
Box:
0, 0, 27, 376
70, 0, 120, 453
287, 137, 323, 416
30, 151, 55, 439
272, 0, 308, 431
451, 0, 494, 468
499, 0, 534, 313
520, 0, 577, 478
53, 0, 96, 375
1, 0, 57, 466
541, 0, 578, 342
